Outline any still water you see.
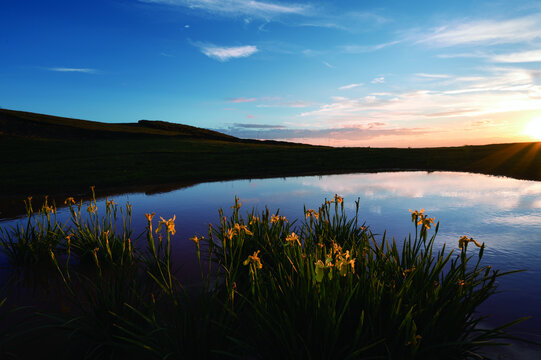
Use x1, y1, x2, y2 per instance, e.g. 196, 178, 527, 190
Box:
1, 171, 541, 355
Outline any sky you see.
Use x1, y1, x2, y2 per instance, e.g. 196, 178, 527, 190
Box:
2, 0, 541, 147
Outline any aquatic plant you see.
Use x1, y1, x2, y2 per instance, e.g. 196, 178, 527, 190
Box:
0, 193, 533, 359
0, 196, 66, 269
202, 195, 528, 359
66, 188, 135, 269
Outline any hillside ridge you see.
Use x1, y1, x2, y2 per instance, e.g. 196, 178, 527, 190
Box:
0, 108, 237, 141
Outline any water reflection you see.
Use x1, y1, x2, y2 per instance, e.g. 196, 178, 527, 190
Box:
1, 171, 541, 345
301, 172, 541, 210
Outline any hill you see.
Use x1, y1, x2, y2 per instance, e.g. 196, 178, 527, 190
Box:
0, 108, 240, 141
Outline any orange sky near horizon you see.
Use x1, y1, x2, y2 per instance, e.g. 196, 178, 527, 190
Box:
279, 109, 541, 148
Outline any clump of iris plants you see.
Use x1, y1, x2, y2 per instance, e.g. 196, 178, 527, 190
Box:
0, 192, 532, 359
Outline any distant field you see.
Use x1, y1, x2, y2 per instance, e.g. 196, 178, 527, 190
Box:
2, 108, 541, 203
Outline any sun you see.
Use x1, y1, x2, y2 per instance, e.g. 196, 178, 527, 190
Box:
524, 119, 541, 140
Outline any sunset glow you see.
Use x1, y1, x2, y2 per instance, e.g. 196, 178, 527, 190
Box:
2, 1, 541, 147
524, 119, 541, 140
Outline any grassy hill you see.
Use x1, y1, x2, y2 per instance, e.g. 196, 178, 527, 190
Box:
0, 108, 305, 145
1, 108, 541, 215
0, 108, 243, 140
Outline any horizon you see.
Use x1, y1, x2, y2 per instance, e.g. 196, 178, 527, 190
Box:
2, 0, 541, 147
3, 107, 540, 149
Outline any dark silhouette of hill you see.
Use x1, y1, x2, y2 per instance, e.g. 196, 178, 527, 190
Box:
0, 108, 238, 141
0, 108, 310, 146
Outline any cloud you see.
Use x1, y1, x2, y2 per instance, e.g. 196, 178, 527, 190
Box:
340, 41, 400, 53
415, 73, 451, 79
339, 83, 363, 90
221, 123, 422, 142
417, 15, 541, 47
299, 66, 541, 124
491, 49, 541, 63
216, 66, 541, 147
367, 122, 386, 128
256, 99, 314, 108
439, 49, 541, 63
48, 67, 98, 73
293, 9, 392, 32
283, 101, 313, 108
424, 109, 480, 118
228, 97, 257, 103
436, 52, 486, 59
470, 119, 495, 127
230, 123, 286, 129
225, 96, 314, 108
345, 11, 390, 26
322, 61, 335, 68
197, 44, 258, 61
139, 0, 309, 19
371, 77, 385, 84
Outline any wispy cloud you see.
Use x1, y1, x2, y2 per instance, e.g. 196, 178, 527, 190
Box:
339, 83, 363, 90
296, 67, 541, 139
345, 11, 390, 26
322, 61, 335, 68
437, 49, 541, 63
48, 67, 98, 73
225, 96, 314, 108
197, 43, 258, 61
230, 123, 286, 129
491, 49, 541, 63
424, 109, 480, 118
219, 66, 541, 147
340, 40, 400, 54
221, 123, 421, 142
283, 101, 313, 108
228, 97, 257, 103
256, 99, 314, 108
436, 52, 486, 59
296, 11, 391, 31
417, 15, 541, 47
415, 73, 451, 79
371, 77, 385, 84
139, 0, 309, 19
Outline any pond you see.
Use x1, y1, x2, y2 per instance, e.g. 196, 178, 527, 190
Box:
1, 170, 541, 357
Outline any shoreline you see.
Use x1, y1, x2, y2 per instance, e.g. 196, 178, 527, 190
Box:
0, 168, 535, 220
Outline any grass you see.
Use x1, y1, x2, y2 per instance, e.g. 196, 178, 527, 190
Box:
0, 193, 534, 359
2, 108, 541, 219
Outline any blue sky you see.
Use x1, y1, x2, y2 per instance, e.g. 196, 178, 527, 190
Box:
2, 0, 541, 146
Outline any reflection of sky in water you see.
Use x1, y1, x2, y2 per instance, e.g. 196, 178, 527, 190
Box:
2, 171, 541, 340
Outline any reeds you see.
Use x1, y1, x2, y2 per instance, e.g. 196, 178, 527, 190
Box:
0, 193, 533, 359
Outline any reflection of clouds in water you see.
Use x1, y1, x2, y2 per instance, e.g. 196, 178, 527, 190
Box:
289, 189, 316, 197
369, 205, 382, 215
521, 183, 541, 195
301, 171, 541, 210
484, 214, 541, 227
